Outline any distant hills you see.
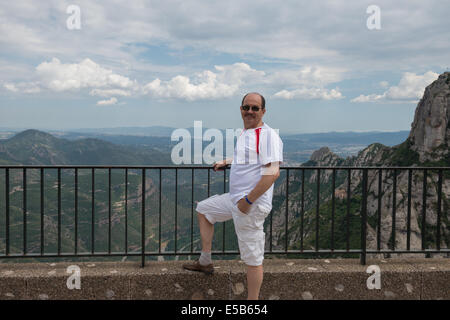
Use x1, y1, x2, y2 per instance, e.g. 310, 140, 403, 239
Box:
0, 127, 410, 166
283, 131, 409, 145
0, 129, 171, 165
0, 126, 410, 140
64, 126, 176, 137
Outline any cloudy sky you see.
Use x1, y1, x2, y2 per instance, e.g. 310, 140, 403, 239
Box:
0, 0, 448, 134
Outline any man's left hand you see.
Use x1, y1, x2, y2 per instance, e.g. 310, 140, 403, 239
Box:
237, 198, 251, 214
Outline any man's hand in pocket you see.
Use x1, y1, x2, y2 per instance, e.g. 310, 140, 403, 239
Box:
237, 198, 251, 214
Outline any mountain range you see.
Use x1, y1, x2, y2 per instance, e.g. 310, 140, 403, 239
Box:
0, 128, 410, 166
0, 129, 171, 165
269, 72, 450, 256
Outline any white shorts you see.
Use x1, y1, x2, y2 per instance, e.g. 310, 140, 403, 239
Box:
196, 193, 271, 266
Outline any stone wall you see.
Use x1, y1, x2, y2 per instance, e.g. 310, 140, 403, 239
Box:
0, 258, 448, 300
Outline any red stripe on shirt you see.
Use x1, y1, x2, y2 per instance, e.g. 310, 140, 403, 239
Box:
255, 128, 261, 154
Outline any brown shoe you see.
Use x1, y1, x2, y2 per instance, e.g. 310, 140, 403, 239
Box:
182, 260, 214, 275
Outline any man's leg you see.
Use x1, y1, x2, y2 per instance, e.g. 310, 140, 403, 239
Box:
184, 194, 233, 273
198, 212, 214, 252
182, 212, 216, 273
233, 209, 266, 300
247, 265, 263, 300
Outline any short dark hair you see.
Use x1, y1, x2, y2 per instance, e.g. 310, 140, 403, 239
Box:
241, 92, 265, 109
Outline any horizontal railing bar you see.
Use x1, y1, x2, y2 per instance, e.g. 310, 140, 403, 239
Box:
1, 165, 449, 170
1, 249, 448, 259
366, 250, 450, 254
0, 252, 239, 258
0, 253, 142, 258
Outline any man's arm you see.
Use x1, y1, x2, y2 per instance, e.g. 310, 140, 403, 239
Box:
237, 162, 280, 213
213, 158, 233, 171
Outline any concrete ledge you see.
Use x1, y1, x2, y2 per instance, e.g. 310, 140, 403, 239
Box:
0, 258, 448, 300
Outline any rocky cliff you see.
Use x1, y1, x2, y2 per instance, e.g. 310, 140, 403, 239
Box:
408, 72, 450, 162
271, 72, 450, 256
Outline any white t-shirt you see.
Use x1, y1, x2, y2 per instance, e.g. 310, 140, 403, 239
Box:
229, 122, 283, 210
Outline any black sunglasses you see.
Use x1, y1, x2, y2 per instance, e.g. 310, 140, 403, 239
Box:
241, 105, 263, 112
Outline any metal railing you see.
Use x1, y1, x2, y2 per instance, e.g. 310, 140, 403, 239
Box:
0, 165, 448, 266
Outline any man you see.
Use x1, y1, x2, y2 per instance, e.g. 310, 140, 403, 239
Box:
183, 92, 283, 300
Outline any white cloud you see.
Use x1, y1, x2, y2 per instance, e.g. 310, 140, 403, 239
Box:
96, 97, 118, 106
266, 66, 345, 87
141, 62, 346, 101
3, 81, 40, 93
142, 62, 264, 101
273, 87, 344, 100
4, 83, 18, 92
379, 81, 389, 88
4, 58, 348, 102
90, 88, 131, 97
6, 58, 267, 101
214, 63, 265, 86
351, 93, 385, 103
2, 58, 136, 97
268, 65, 345, 101
143, 74, 237, 101
384, 71, 439, 100
35, 58, 136, 92
22, 85, 41, 94
351, 71, 439, 103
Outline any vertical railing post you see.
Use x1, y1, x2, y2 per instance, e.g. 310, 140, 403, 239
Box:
223, 168, 226, 253
300, 168, 304, 252
346, 169, 351, 252
331, 169, 335, 251
207, 168, 210, 197
391, 169, 397, 251
158, 169, 162, 254
174, 168, 178, 254
436, 169, 442, 251
40, 168, 44, 255
108, 168, 111, 254
377, 169, 382, 251
5, 168, 9, 256
75, 168, 78, 255
422, 169, 427, 253
285, 168, 289, 253
360, 169, 368, 265
58, 168, 61, 255
407, 169, 412, 251
315, 168, 320, 252
191, 168, 194, 253
125, 168, 128, 255
23, 168, 27, 255
91, 168, 95, 254
141, 168, 146, 268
